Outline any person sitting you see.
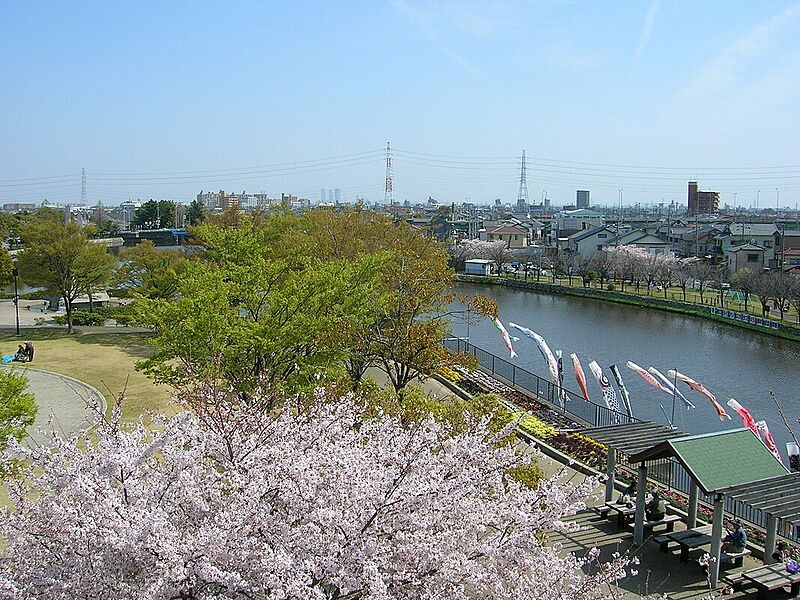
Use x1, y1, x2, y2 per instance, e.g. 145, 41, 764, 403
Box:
645, 489, 666, 521
618, 480, 637, 504
12, 344, 28, 363
722, 520, 748, 554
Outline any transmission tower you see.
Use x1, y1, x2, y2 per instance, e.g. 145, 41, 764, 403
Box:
384, 141, 394, 205
81, 168, 87, 205
517, 150, 529, 208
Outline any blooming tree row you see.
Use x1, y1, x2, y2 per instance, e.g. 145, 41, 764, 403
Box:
0, 388, 632, 600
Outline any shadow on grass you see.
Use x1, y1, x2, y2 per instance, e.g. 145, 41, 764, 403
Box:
0, 329, 156, 359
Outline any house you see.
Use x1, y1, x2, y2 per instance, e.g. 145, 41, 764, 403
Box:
607, 229, 671, 254
550, 209, 604, 242
464, 259, 493, 276
780, 248, 800, 267
485, 224, 529, 249
726, 243, 766, 273
564, 226, 616, 257
714, 223, 778, 263
776, 230, 800, 266
661, 224, 722, 258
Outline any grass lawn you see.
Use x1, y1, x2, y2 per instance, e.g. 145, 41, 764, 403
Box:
0, 329, 174, 422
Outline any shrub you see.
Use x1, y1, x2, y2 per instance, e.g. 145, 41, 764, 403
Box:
53, 310, 106, 326
516, 414, 557, 440
606, 283, 616, 291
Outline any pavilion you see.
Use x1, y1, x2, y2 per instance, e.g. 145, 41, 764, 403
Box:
583, 423, 790, 587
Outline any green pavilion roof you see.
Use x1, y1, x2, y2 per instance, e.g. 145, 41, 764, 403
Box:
631, 428, 788, 495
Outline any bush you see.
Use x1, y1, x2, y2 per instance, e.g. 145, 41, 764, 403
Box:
606, 283, 616, 291
53, 310, 106, 326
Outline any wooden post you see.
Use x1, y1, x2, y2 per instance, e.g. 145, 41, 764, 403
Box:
605, 447, 616, 502
709, 494, 724, 588
634, 463, 648, 545
764, 514, 778, 564
687, 480, 699, 529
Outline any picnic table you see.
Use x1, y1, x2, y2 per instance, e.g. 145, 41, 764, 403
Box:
657, 524, 713, 554
604, 500, 636, 528
740, 564, 800, 599
677, 533, 713, 563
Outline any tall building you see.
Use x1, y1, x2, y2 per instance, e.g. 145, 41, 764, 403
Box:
334, 188, 341, 205
328, 189, 334, 204
687, 181, 720, 215
320, 188, 326, 204
576, 190, 590, 209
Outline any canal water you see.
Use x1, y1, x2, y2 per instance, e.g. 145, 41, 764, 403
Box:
453, 282, 800, 455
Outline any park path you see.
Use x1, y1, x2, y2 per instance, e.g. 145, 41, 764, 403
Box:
1, 365, 105, 445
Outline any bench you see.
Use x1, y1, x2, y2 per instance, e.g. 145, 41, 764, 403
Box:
640, 514, 680, 533
654, 533, 672, 552
723, 572, 745, 588
592, 505, 612, 519
721, 548, 751, 568
701, 550, 753, 577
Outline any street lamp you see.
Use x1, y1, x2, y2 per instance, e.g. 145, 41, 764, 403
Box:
12, 260, 19, 336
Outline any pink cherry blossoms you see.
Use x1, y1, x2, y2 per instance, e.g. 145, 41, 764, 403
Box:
0, 390, 631, 599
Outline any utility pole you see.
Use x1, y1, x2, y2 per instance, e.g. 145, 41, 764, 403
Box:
13, 261, 19, 336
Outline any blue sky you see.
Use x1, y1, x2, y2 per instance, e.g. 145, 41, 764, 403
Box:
2, 1, 799, 208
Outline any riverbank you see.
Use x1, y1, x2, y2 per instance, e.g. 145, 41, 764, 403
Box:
457, 274, 800, 343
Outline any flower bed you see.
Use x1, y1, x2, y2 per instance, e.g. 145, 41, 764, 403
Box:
453, 366, 607, 470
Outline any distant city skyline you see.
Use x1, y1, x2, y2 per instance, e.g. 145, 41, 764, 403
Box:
2, 1, 800, 208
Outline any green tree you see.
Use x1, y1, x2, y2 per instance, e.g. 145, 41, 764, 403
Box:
290, 209, 493, 391
132, 199, 176, 229
186, 199, 206, 225
0, 370, 37, 450
136, 217, 384, 393
0, 248, 13, 286
18, 221, 115, 333
114, 240, 187, 299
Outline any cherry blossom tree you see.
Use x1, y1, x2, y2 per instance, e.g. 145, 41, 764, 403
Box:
0, 388, 632, 600
449, 238, 511, 274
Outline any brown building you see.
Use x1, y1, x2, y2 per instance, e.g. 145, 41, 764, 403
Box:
687, 181, 719, 215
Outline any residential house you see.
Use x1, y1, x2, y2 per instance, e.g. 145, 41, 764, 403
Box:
550, 209, 604, 243
608, 229, 671, 254
564, 226, 616, 257
714, 223, 778, 263
776, 230, 800, 267
726, 243, 766, 273
485, 224, 529, 249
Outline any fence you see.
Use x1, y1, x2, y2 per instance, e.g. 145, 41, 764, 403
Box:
443, 337, 635, 427
443, 337, 799, 544
709, 307, 781, 330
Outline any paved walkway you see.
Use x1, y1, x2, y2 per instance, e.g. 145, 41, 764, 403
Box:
1, 365, 105, 445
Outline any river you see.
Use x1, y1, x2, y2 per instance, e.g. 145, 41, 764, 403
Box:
453, 282, 800, 456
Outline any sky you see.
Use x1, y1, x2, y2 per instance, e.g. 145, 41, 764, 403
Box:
2, 0, 800, 209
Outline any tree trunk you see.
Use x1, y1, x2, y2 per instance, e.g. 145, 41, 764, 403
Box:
65, 296, 74, 334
